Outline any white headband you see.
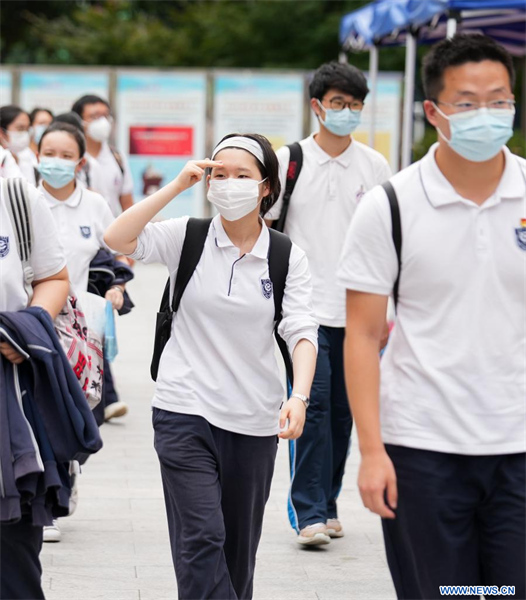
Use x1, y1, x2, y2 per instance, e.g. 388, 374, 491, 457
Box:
212, 136, 265, 166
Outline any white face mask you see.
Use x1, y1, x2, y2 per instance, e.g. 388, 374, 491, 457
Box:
207, 178, 267, 222
86, 117, 112, 142
6, 130, 30, 154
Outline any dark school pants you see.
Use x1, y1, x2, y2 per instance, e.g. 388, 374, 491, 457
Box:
153, 409, 277, 600
0, 515, 45, 600
92, 357, 119, 426
288, 325, 352, 531
382, 445, 526, 600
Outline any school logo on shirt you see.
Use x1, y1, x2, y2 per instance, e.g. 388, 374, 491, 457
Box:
0, 236, 9, 258
515, 219, 526, 251
80, 226, 92, 239
355, 185, 365, 202
261, 278, 273, 300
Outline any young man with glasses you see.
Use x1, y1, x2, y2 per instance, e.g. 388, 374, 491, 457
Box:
266, 61, 391, 546
71, 95, 132, 425
72, 95, 134, 218
338, 34, 524, 598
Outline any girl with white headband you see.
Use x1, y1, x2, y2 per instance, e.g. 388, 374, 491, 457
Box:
105, 133, 318, 599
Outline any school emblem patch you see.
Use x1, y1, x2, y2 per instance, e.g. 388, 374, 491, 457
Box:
261, 278, 273, 300
0, 236, 9, 258
80, 226, 92, 239
515, 219, 526, 251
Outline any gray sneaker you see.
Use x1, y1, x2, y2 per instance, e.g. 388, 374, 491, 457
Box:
297, 522, 331, 546
326, 518, 344, 538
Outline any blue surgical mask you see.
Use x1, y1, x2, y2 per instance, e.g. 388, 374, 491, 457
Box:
33, 124, 48, 145
434, 104, 514, 162
318, 100, 362, 137
38, 157, 79, 189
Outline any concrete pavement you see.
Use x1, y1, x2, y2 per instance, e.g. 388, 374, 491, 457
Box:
41, 261, 396, 600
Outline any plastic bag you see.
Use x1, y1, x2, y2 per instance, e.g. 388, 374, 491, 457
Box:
104, 301, 118, 362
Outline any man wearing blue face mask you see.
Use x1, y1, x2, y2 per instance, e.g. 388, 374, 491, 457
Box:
266, 61, 391, 546
338, 34, 525, 599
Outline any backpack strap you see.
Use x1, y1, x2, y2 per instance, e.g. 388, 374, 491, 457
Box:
272, 142, 303, 232
2, 177, 34, 301
268, 228, 294, 385
382, 181, 402, 309
83, 160, 92, 189
157, 218, 213, 315
109, 147, 125, 177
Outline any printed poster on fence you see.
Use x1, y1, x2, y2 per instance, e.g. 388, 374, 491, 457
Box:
0, 70, 12, 105
116, 71, 207, 218
213, 72, 305, 150
19, 71, 109, 115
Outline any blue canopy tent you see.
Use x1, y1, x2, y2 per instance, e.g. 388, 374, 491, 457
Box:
340, 0, 526, 167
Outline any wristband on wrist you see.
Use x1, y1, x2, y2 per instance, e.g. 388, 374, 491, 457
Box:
110, 285, 124, 294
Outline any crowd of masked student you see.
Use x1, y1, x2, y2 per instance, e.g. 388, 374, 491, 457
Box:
0, 33, 524, 600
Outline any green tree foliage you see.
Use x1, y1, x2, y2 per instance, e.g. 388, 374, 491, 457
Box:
0, 0, 408, 71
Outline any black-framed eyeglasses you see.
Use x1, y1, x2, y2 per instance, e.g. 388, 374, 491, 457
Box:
320, 97, 364, 113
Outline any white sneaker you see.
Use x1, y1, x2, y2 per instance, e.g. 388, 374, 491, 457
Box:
69, 460, 80, 516
104, 401, 129, 421
326, 518, 344, 538
43, 520, 61, 543
297, 522, 331, 546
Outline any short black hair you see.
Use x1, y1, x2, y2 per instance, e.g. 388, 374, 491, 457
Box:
0, 105, 27, 130
71, 94, 110, 119
422, 34, 515, 100
309, 61, 369, 102
29, 107, 53, 125
213, 133, 281, 217
53, 111, 84, 131
38, 121, 86, 157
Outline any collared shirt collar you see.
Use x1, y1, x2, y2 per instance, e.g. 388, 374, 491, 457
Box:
212, 214, 270, 259
420, 143, 526, 209
39, 181, 83, 209
307, 133, 355, 168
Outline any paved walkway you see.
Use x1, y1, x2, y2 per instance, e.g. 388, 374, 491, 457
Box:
41, 262, 396, 600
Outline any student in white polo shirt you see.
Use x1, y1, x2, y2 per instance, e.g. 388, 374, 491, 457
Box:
0, 105, 38, 185
72, 95, 134, 217
105, 133, 318, 600
0, 178, 69, 600
338, 34, 525, 599
36, 121, 129, 543
265, 61, 391, 546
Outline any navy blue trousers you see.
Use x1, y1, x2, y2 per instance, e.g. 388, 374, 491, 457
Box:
288, 326, 352, 531
92, 357, 119, 426
153, 409, 277, 600
0, 515, 44, 599
383, 445, 526, 600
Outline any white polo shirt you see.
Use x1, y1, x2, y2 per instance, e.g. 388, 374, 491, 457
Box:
0, 180, 66, 312
265, 134, 392, 328
87, 143, 134, 217
337, 144, 526, 456
39, 183, 114, 294
77, 155, 110, 199
0, 148, 23, 179
128, 215, 319, 437
17, 148, 38, 186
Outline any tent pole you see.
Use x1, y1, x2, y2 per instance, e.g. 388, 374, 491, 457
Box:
401, 31, 416, 169
446, 17, 457, 38
368, 44, 379, 149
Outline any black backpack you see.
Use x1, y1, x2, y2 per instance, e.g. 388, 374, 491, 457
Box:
151, 218, 294, 385
272, 142, 303, 232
